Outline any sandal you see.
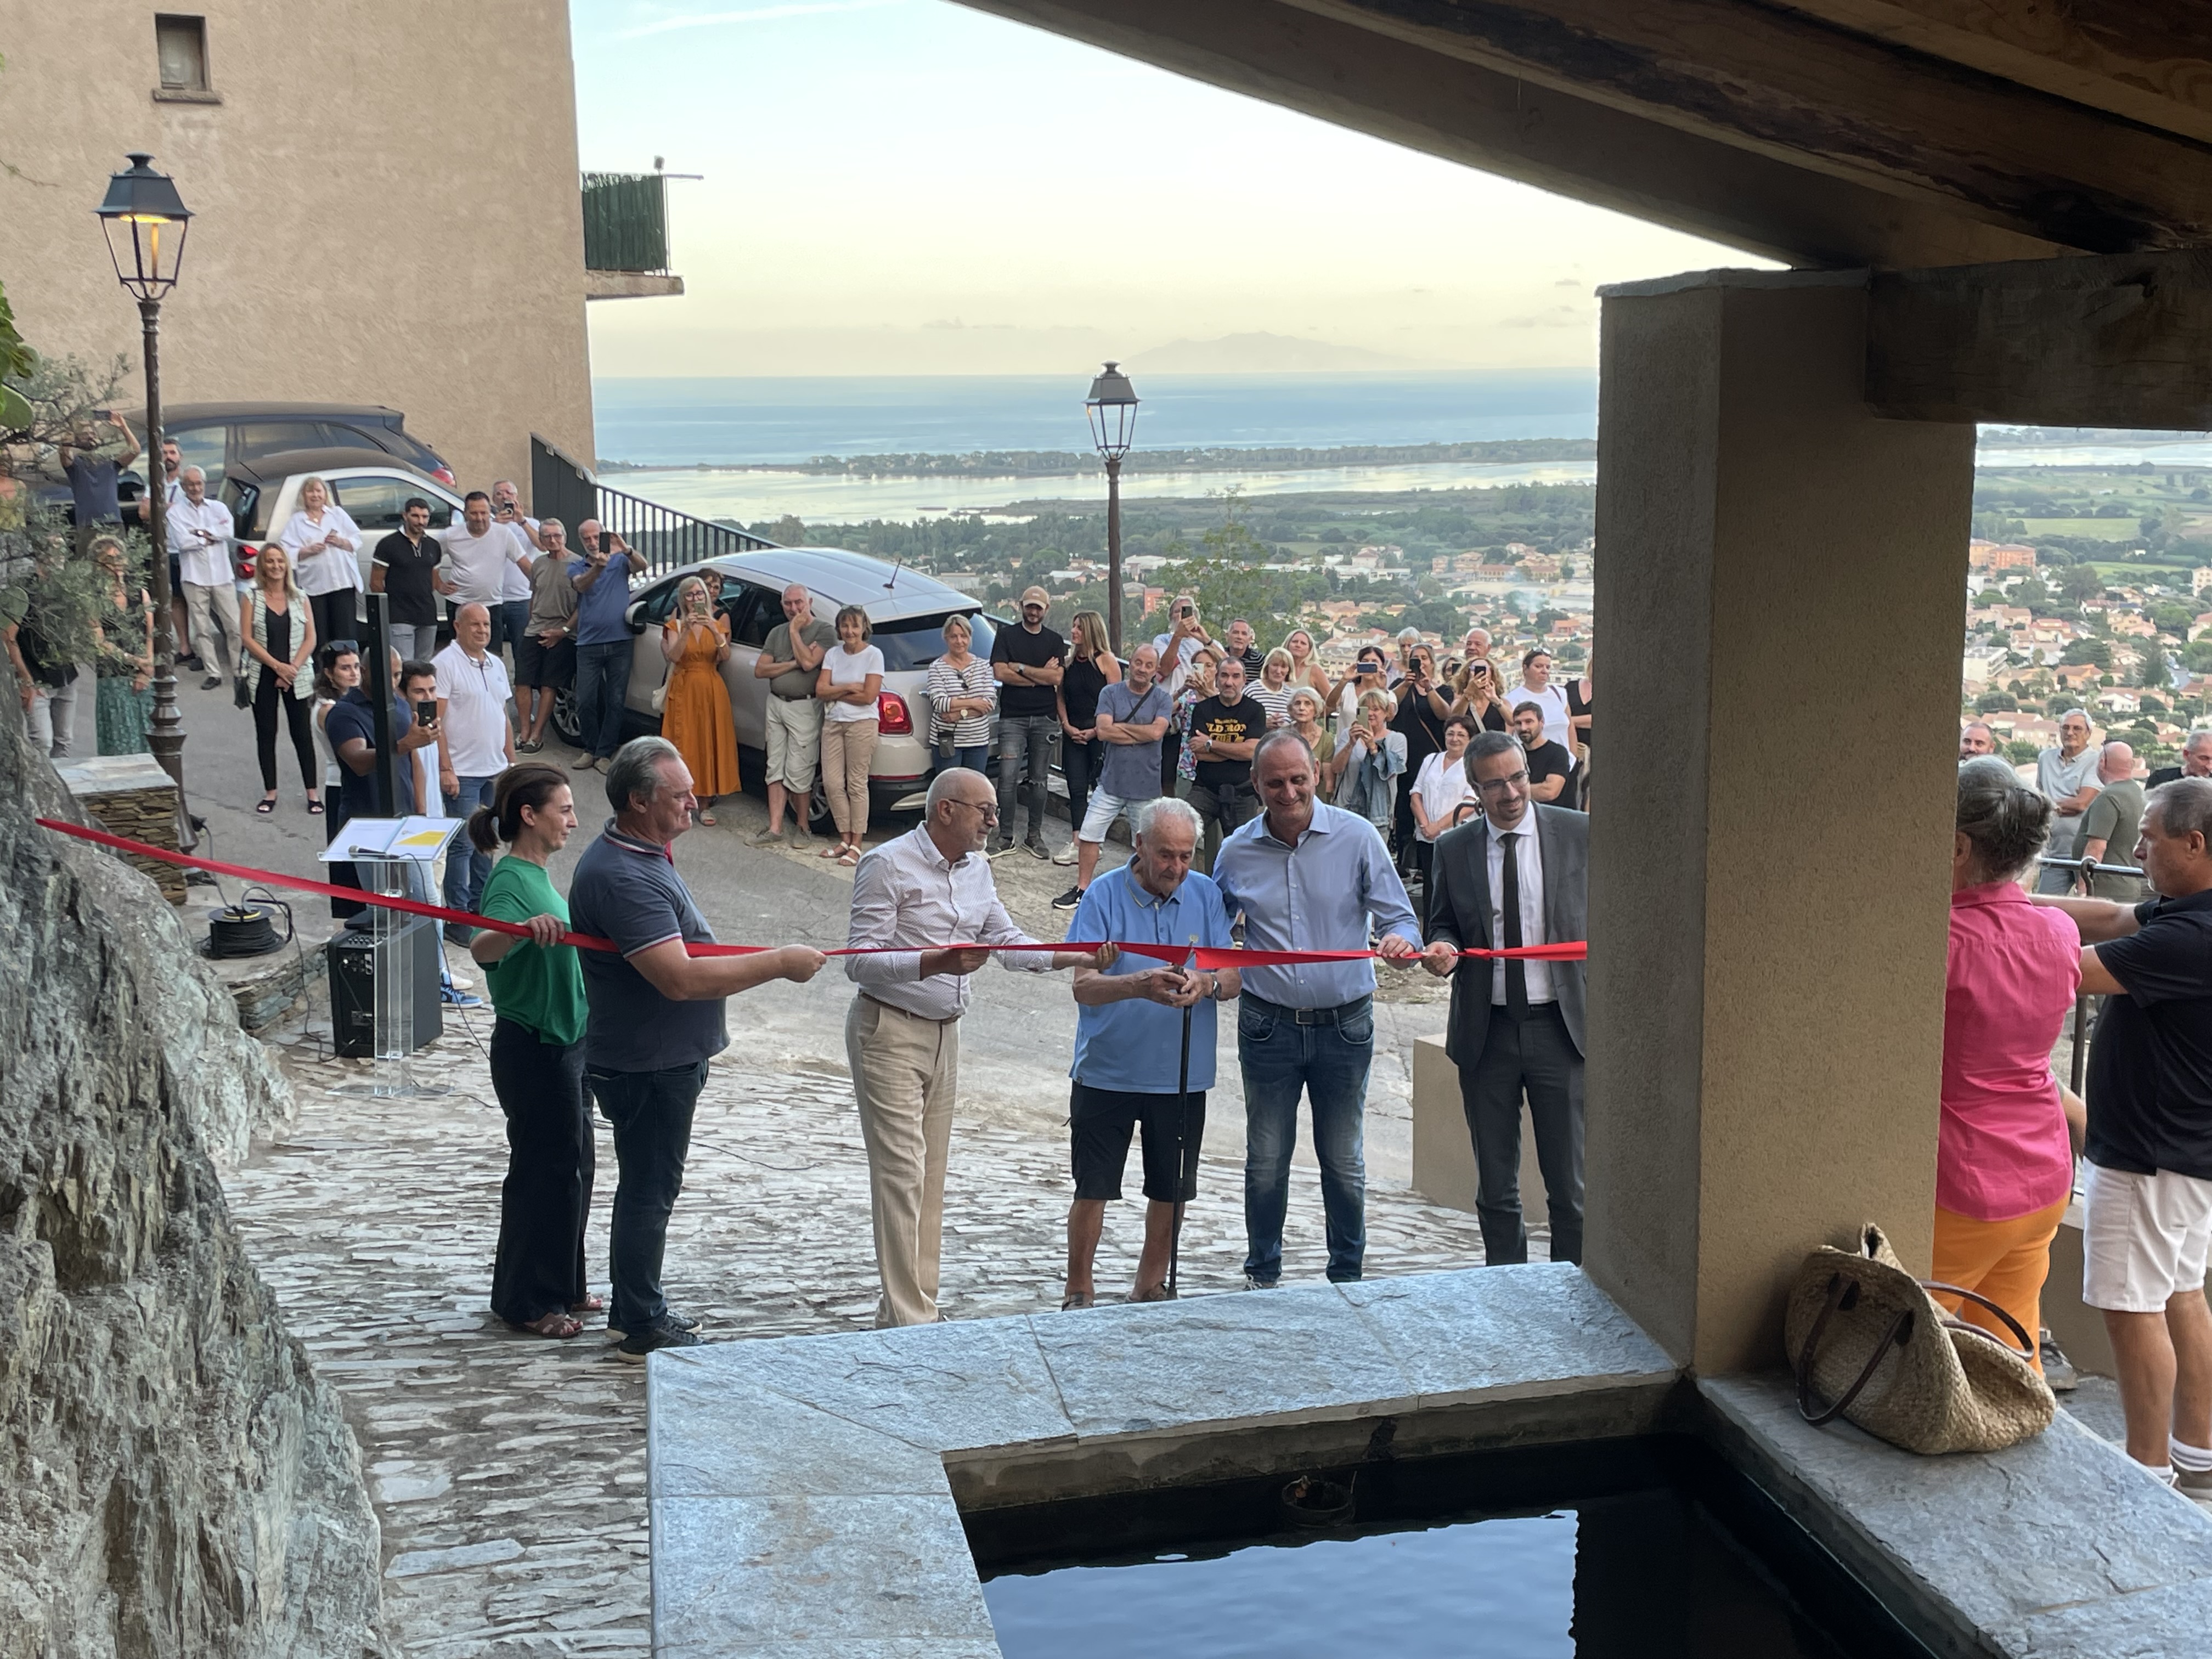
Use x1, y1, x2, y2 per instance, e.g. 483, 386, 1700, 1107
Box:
511, 1310, 583, 1339
568, 1294, 605, 1313
819, 842, 844, 857
837, 845, 862, 866
698, 811, 716, 826
306, 798, 324, 815
255, 798, 276, 815
1130, 1283, 1177, 1303
1060, 1291, 1096, 1311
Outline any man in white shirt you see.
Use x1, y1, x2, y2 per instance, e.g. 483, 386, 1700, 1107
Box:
2035, 708, 2103, 894
436, 491, 530, 656
490, 479, 539, 667
168, 466, 240, 693
432, 602, 516, 941
842, 765, 1102, 1325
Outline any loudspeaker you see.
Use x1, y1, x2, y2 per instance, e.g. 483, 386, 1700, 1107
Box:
327, 917, 445, 1058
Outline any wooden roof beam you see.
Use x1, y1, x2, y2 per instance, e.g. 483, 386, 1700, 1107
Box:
957, 0, 2056, 267
1869, 247, 2212, 428
1283, 0, 2212, 253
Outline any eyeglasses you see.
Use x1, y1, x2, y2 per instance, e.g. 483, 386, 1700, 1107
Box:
1474, 770, 1530, 795
948, 798, 1000, 821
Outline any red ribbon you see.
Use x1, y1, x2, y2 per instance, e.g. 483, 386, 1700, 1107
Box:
35, 816, 1587, 968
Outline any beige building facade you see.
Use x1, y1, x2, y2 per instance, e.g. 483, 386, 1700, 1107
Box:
0, 1, 596, 493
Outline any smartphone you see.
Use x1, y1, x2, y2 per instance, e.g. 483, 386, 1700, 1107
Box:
1178, 605, 1193, 619
414, 699, 438, 728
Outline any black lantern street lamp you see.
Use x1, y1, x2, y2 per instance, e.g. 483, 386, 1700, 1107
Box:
1085, 362, 1138, 653
94, 153, 193, 803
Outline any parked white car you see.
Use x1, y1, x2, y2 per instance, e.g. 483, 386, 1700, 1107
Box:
553, 546, 1002, 817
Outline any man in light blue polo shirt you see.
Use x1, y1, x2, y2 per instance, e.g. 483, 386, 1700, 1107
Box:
1214, 729, 1422, 1289
568, 521, 636, 772
1063, 797, 1240, 1309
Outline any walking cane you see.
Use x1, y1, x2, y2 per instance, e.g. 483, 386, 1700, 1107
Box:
1170, 938, 1197, 1299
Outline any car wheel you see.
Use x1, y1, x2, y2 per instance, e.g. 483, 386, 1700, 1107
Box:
549, 689, 582, 747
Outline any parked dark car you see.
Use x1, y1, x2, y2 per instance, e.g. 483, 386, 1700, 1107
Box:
115, 401, 455, 509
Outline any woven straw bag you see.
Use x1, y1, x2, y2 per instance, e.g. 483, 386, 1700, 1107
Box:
1784, 1223, 2055, 1454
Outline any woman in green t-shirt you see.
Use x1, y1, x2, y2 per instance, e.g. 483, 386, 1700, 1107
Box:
467, 764, 594, 1339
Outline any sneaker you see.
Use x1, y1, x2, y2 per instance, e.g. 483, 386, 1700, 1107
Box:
439, 984, 483, 1008
789, 823, 815, 851
1025, 836, 1051, 861
1052, 842, 1079, 866
444, 969, 476, 992
617, 1324, 703, 1363
987, 836, 1015, 859
1243, 1273, 1279, 1292
443, 924, 476, 947
748, 825, 785, 847
2177, 1468, 2212, 1509
201, 675, 223, 691
179, 654, 204, 673
2039, 1330, 2079, 1393
610, 1309, 704, 1339
1051, 885, 1084, 911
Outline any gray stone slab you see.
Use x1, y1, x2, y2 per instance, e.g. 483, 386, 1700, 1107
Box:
647, 1359, 952, 1499
1701, 1374, 2212, 1656
2016, 1574, 2212, 1658
651, 1494, 996, 1651
664, 1317, 1075, 1457
1029, 1282, 1417, 1439
662, 1644, 1003, 1659
1336, 1265, 1675, 1407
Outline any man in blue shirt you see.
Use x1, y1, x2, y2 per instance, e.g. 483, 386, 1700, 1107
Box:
1064, 797, 1240, 1308
1214, 729, 1423, 1288
568, 521, 635, 772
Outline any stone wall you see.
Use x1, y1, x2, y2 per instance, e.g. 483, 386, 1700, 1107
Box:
0, 698, 386, 1657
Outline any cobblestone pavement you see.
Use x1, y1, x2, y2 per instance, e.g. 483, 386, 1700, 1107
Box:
228, 1015, 1501, 1658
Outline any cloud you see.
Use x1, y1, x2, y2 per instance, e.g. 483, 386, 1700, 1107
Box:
616, 0, 902, 41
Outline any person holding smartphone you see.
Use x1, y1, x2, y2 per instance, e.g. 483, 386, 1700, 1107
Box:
1150, 595, 1211, 680
1327, 647, 1389, 749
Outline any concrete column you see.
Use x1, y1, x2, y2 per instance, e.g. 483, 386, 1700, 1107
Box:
1584, 269, 1974, 1374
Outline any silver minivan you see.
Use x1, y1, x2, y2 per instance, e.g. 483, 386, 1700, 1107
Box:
555, 546, 1000, 817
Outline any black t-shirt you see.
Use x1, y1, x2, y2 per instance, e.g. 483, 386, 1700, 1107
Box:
990, 623, 1066, 719
2148, 766, 2182, 789
1190, 693, 1261, 789
2087, 889, 2212, 1181
1392, 682, 1447, 763
1524, 738, 1575, 797
1064, 652, 1110, 729
324, 687, 414, 820
373, 529, 442, 626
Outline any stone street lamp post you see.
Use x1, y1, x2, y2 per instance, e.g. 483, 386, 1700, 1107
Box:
1085, 362, 1139, 653
94, 153, 193, 809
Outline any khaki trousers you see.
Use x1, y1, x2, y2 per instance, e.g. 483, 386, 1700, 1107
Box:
847, 994, 959, 1327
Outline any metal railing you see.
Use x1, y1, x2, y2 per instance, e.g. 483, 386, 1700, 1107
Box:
582, 171, 670, 273
531, 433, 775, 578
596, 478, 777, 577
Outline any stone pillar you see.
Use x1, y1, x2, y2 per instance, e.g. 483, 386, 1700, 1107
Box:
1584, 269, 1974, 1374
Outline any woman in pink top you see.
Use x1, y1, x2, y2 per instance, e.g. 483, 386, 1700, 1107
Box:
1937, 758, 2085, 1368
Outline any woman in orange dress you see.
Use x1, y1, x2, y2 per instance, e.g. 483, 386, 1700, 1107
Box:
659, 574, 739, 824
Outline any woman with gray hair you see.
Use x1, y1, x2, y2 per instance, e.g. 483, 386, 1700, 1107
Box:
1935, 757, 2085, 1374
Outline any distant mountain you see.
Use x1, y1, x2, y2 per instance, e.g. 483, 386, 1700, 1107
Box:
1126, 333, 1431, 374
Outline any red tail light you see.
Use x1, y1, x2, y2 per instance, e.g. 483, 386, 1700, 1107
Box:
876, 692, 913, 734
431, 466, 456, 486
235, 543, 258, 581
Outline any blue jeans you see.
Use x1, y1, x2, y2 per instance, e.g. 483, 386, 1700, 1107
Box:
498, 599, 529, 663
442, 774, 498, 927
587, 1059, 708, 1334
576, 639, 629, 759
934, 743, 989, 778
1239, 992, 1375, 1283
995, 714, 1058, 843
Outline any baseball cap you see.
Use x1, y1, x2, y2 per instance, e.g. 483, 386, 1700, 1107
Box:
1020, 585, 1049, 607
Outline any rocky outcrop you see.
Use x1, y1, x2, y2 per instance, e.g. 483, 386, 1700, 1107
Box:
0, 697, 386, 1658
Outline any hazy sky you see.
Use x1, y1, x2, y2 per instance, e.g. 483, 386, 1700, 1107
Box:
573, 1, 1753, 377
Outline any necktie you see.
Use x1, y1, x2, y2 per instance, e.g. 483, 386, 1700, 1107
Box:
1500, 828, 1528, 1020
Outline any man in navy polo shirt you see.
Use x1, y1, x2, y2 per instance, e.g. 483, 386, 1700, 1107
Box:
2040, 775, 2212, 1498
1062, 797, 1240, 1308
568, 736, 827, 1361
568, 521, 635, 773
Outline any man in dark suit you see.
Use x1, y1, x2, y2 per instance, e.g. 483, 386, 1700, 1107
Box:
2147, 729, 2212, 791
1421, 730, 1589, 1264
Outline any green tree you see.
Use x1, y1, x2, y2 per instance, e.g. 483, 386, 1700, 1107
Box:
2005, 740, 2040, 765
2141, 650, 2172, 691
1974, 690, 2018, 713
2060, 565, 2107, 603
2061, 637, 2112, 669
1153, 492, 1287, 640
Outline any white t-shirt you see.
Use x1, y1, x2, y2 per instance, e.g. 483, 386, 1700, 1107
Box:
436, 523, 528, 606
1412, 751, 1479, 842
1512, 681, 1572, 749
278, 506, 364, 597
823, 643, 885, 723
432, 641, 513, 775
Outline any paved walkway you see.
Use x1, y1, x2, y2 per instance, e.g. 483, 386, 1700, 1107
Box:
229, 1018, 1499, 1658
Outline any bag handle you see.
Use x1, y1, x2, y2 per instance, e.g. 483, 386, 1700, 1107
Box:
1795, 1271, 1915, 1427
1920, 1278, 2036, 1360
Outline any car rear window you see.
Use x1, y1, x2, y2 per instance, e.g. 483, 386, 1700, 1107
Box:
871, 610, 994, 673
